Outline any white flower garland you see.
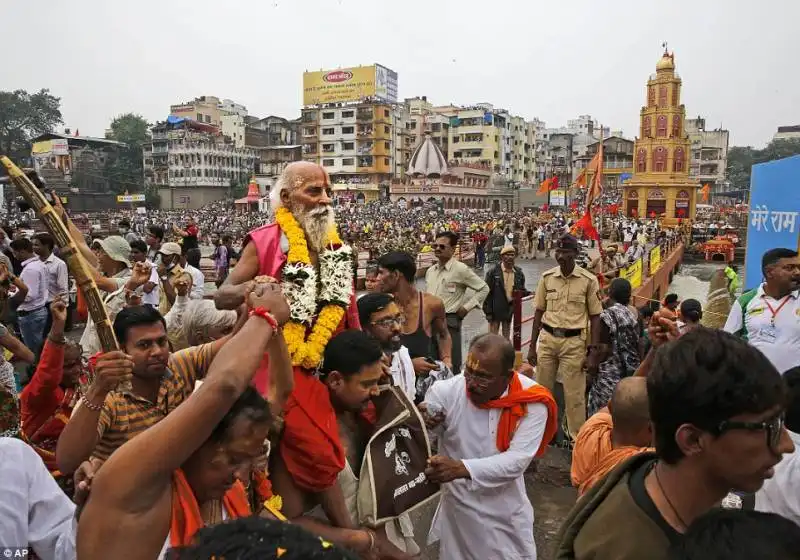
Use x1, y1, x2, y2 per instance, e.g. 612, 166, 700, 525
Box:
281, 245, 354, 325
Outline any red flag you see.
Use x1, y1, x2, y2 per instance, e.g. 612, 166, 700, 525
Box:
74, 129, 80, 137
570, 211, 599, 241
549, 176, 560, 191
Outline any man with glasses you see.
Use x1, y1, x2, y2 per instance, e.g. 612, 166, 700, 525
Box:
358, 292, 416, 399
555, 327, 794, 560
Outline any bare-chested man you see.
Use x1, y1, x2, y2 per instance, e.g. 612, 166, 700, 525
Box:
77, 282, 290, 560
376, 251, 452, 378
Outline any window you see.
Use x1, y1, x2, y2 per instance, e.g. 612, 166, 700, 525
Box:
304, 127, 315, 135
322, 128, 334, 135
197, 113, 203, 121
322, 143, 334, 152
384, 109, 390, 117
642, 116, 651, 138
674, 148, 685, 172
658, 86, 667, 107
384, 141, 390, 149
322, 112, 335, 120
384, 157, 390, 165
671, 85, 678, 107
648, 87, 655, 107
342, 126, 354, 134
637, 148, 647, 172
652, 147, 667, 172
322, 159, 335, 167
343, 142, 354, 151
656, 115, 667, 137
672, 115, 681, 138
342, 111, 354, 118
342, 158, 355, 166
384, 126, 390, 133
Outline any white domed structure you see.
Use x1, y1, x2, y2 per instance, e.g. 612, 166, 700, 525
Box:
407, 134, 448, 177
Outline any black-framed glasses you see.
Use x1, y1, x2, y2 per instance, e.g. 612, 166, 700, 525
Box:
715, 413, 785, 451
371, 315, 405, 328
433, 244, 450, 250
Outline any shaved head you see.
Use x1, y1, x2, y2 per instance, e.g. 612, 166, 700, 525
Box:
269, 161, 330, 210
610, 377, 651, 446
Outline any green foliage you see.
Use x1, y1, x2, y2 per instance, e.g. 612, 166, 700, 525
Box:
727, 138, 800, 191
230, 176, 249, 199
104, 113, 150, 194
144, 185, 161, 209
0, 89, 63, 165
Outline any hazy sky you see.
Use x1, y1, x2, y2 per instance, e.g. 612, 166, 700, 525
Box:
4, 0, 797, 147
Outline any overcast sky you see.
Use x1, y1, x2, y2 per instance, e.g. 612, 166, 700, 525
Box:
4, 0, 797, 147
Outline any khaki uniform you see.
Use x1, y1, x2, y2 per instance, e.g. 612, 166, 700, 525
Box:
533, 265, 602, 439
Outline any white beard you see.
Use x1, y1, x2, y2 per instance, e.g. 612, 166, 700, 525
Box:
292, 204, 335, 252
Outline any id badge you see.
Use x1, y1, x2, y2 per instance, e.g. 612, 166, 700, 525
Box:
446, 282, 457, 294
761, 324, 778, 343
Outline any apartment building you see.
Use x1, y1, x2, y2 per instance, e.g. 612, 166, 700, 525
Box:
143, 118, 258, 209
685, 116, 729, 192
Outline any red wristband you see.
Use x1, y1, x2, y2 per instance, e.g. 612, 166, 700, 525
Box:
249, 307, 279, 331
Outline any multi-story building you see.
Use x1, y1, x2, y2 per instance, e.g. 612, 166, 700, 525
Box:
143, 118, 258, 209
685, 116, 729, 195
248, 117, 302, 194
301, 102, 398, 203
581, 136, 635, 196
774, 125, 800, 141
170, 95, 224, 128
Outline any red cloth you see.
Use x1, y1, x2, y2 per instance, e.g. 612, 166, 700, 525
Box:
477, 373, 558, 456
570, 211, 600, 241
246, 222, 361, 492
170, 468, 251, 548
20, 339, 76, 473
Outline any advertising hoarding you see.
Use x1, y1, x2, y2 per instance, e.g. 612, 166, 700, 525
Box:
303, 64, 398, 105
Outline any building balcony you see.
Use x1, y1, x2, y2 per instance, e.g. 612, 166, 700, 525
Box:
357, 111, 373, 121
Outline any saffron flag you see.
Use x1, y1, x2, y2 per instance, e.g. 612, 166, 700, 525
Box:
570, 211, 600, 241
587, 140, 604, 208
537, 178, 552, 195
701, 183, 710, 202
574, 168, 587, 188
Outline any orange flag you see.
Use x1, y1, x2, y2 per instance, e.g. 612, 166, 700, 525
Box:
537, 178, 552, 195
701, 184, 710, 202
574, 168, 587, 188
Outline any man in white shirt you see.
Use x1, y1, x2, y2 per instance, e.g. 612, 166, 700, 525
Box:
724, 248, 800, 374
624, 238, 644, 264
756, 366, 800, 523
358, 292, 416, 399
10, 237, 49, 361
422, 334, 557, 560
0, 437, 76, 559
33, 232, 69, 335
129, 239, 160, 308
181, 247, 205, 300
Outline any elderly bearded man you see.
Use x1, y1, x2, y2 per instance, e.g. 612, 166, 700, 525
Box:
215, 162, 361, 535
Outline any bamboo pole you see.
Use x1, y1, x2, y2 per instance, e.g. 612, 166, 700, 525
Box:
0, 156, 129, 391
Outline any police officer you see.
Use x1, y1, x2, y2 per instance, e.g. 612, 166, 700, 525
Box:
527, 234, 603, 441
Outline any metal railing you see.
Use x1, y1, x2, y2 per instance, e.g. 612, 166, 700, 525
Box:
511, 238, 684, 353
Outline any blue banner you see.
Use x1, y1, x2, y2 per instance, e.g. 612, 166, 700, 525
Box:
744, 155, 800, 290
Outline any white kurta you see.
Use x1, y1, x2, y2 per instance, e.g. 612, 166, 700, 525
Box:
0, 437, 77, 560
424, 374, 548, 560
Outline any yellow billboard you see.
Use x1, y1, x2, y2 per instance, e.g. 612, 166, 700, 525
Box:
649, 246, 661, 276
303, 65, 397, 105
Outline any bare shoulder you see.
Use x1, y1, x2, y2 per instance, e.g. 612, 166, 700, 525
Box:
423, 292, 445, 314
225, 241, 259, 286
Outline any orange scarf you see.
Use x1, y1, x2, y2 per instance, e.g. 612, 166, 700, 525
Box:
478, 373, 558, 456
169, 468, 252, 548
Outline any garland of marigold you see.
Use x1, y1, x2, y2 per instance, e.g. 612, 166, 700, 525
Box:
275, 207, 349, 370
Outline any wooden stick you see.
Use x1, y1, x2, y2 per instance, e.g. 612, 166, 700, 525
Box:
0, 156, 129, 391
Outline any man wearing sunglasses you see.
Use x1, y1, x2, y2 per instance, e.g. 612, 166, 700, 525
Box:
556, 327, 794, 560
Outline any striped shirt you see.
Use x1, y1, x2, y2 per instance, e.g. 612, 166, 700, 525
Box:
92, 342, 215, 462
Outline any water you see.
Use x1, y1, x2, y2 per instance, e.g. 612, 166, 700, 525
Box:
668, 262, 727, 306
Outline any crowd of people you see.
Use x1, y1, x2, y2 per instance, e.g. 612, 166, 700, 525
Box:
0, 160, 798, 560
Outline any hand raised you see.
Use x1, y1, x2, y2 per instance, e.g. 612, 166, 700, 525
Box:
247, 282, 290, 326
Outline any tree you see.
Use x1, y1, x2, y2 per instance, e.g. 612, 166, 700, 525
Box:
726, 138, 800, 192
104, 113, 150, 194
0, 89, 63, 166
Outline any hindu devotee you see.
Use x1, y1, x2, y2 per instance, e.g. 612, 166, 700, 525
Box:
271, 330, 416, 559
77, 282, 290, 559
421, 333, 557, 559
214, 161, 364, 543
571, 377, 652, 497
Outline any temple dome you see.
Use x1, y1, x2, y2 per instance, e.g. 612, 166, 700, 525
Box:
407, 134, 448, 177
656, 52, 675, 72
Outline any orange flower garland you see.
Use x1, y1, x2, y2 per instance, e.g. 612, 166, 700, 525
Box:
274, 207, 352, 370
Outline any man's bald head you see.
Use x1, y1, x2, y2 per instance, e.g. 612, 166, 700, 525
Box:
269, 162, 330, 210
609, 377, 651, 447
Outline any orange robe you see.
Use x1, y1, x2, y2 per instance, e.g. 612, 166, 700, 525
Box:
571, 410, 650, 496
170, 468, 251, 548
